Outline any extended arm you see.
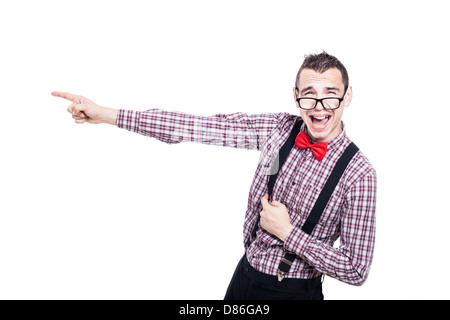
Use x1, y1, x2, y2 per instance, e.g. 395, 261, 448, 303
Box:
52, 91, 284, 151
116, 108, 282, 150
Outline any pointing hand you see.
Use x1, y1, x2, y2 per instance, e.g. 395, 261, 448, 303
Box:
52, 91, 118, 125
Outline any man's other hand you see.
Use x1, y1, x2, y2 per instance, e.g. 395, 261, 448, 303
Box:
260, 193, 293, 242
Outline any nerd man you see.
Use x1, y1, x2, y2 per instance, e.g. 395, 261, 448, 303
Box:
53, 52, 376, 300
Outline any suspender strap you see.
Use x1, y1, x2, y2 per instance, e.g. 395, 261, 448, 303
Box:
246, 119, 303, 249
267, 120, 304, 198
277, 142, 360, 281
302, 142, 359, 234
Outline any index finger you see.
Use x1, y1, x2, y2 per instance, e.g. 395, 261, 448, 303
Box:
261, 193, 269, 208
51, 91, 81, 103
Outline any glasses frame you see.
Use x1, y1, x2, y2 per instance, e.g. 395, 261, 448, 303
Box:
296, 88, 348, 110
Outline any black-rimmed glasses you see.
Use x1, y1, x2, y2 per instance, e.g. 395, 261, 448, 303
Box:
296, 89, 348, 110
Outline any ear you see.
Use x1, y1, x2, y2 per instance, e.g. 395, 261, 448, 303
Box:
293, 87, 299, 108
343, 86, 353, 108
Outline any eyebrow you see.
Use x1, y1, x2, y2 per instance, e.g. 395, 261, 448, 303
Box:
300, 86, 314, 95
325, 86, 341, 92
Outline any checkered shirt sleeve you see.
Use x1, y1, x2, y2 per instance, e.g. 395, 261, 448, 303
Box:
117, 108, 286, 150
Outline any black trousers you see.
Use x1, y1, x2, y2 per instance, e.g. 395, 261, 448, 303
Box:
224, 255, 323, 300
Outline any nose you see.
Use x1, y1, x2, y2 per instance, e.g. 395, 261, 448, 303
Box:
315, 99, 326, 111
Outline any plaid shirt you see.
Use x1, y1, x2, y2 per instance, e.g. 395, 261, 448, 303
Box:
117, 108, 377, 286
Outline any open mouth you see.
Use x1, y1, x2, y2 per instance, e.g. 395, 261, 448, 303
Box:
309, 115, 331, 130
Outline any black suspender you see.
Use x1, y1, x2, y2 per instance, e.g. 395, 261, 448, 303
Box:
246, 119, 360, 282
277, 141, 359, 281
301, 142, 359, 234
267, 120, 304, 199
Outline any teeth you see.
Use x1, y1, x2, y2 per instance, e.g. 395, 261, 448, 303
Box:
314, 116, 327, 120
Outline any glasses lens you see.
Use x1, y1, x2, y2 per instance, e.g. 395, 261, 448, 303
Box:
323, 98, 340, 110
299, 98, 316, 109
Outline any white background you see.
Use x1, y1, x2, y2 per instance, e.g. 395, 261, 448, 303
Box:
1, 0, 449, 300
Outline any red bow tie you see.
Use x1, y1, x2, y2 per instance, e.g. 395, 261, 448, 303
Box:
295, 131, 328, 161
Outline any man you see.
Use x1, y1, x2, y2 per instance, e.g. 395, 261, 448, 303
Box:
52, 52, 376, 300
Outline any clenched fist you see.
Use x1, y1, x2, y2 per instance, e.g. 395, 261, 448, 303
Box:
260, 193, 293, 242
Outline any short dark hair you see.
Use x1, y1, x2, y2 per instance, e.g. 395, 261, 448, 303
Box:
295, 51, 349, 93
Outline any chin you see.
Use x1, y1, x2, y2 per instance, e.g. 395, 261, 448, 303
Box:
308, 131, 330, 143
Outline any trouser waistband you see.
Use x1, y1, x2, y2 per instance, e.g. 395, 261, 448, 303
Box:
243, 255, 322, 291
